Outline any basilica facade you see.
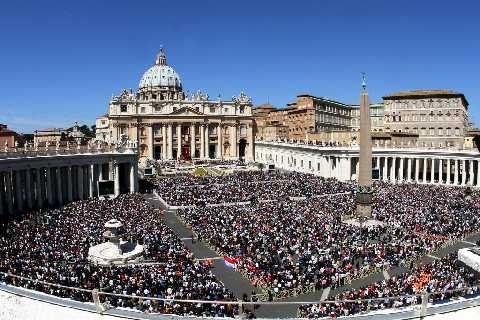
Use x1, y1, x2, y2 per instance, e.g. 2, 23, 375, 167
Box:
96, 49, 255, 162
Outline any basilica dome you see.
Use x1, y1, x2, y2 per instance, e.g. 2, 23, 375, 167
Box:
138, 48, 182, 89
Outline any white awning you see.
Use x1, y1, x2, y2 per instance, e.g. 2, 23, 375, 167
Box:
458, 247, 480, 272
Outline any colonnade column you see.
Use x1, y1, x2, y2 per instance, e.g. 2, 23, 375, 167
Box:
398, 158, 404, 182
454, 160, 459, 185
438, 159, 443, 184
200, 124, 205, 158
46, 167, 53, 206
88, 164, 95, 198
430, 159, 435, 184
167, 124, 173, 159
114, 162, 120, 197
415, 158, 420, 182
190, 123, 196, 159
422, 158, 427, 183
67, 166, 73, 202
162, 124, 167, 160
56, 167, 63, 205
14, 171, 23, 211
5, 172, 13, 214
25, 169, 33, 209
407, 158, 412, 182
390, 157, 396, 183
461, 160, 466, 185
77, 166, 84, 200
217, 123, 223, 159
148, 125, 154, 160
382, 157, 388, 182
468, 160, 474, 185
36, 168, 43, 208
477, 160, 480, 187
446, 159, 451, 185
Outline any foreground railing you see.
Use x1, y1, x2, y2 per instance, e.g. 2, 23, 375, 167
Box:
1, 271, 480, 319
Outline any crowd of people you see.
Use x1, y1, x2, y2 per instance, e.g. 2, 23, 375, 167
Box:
155, 170, 353, 206
0, 194, 236, 317
173, 172, 480, 300
298, 254, 480, 318
2, 167, 480, 319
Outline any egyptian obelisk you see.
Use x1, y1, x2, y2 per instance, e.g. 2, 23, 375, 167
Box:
356, 73, 373, 218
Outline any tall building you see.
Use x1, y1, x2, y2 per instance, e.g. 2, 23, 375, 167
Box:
254, 89, 472, 150
382, 90, 469, 148
98, 48, 255, 162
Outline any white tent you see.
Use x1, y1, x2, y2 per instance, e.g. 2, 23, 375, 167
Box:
458, 247, 480, 272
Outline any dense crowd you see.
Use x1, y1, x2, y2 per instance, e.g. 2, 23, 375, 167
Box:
178, 195, 438, 294
175, 173, 480, 299
2, 167, 480, 319
155, 171, 353, 206
299, 254, 480, 318
0, 194, 236, 317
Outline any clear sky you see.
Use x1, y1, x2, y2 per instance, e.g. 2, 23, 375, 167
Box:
0, 0, 479, 133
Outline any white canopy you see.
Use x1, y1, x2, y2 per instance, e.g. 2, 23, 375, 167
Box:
458, 247, 480, 272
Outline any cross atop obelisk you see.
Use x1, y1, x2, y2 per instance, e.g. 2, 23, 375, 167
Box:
356, 73, 373, 218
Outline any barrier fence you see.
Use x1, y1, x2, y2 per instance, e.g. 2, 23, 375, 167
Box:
1, 271, 480, 319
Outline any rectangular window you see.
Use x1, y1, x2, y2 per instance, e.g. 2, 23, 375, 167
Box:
140, 107, 146, 113
120, 105, 127, 112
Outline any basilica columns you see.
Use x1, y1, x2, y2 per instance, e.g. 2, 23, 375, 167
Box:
190, 123, 195, 158
167, 124, 173, 159
438, 159, 443, 184
217, 124, 223, 159
162, 125, 167, 160
461, 160, 467, 185
148, 125, 154, 160
200, 124, 205, 158
130, 162, 137, 193
176, 125, 182, 159
203, 124, 210, 158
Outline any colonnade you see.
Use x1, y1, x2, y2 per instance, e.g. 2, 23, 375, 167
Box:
0, 151, 139, 217
256, 141, 480, 187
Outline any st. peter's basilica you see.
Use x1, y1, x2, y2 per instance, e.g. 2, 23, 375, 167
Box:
96, 48, 255, 162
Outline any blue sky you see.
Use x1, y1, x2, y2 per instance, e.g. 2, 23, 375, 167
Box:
0, 0, 479, 133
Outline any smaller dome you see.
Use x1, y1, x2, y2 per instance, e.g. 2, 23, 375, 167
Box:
139, 48, 182, 89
